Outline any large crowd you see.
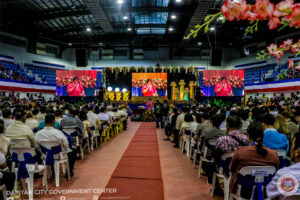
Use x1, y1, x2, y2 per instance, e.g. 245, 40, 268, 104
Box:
0, 97, 128, 200
152, 92, 300, 199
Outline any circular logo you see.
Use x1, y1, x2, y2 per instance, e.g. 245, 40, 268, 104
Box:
277, 174, 299, 196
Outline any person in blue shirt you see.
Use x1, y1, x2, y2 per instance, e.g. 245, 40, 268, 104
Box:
39, 108, 60, 130
262, 113, 289, 152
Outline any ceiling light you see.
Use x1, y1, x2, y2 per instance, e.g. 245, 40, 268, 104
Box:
86, 27, 91, 32
198, 42, 202, 45
117, 0, 123, 4
127, 27, 132, 31
168, 27, 174, 31
99, 42, 103, 45
175, 0, 181, 2
107, 87, 112, 92
123, 16, 128, 20
68, 43, 72, 46
210, 27, 215, 31
115, 88, 120, 92
171, 15, 176, 19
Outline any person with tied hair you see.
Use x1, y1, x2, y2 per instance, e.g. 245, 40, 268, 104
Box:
229, 122, 279, 198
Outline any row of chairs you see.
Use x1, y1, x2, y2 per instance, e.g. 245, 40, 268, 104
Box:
178, 129, 292, 200
3, 117, 126, 200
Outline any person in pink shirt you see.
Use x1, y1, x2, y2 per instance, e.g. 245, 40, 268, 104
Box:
67, 77, 86, 96
215, 76, 233, 96
142, 79, 158, 97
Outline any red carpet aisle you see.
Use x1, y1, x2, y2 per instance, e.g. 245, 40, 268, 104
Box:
100, 122, 164, 200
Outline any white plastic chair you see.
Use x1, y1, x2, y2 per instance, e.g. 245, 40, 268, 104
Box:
10, 147, 47, 200
211, 152, 234, 200
229, 166, 276, 200
38, 141, 71, 187
0, 184, 6, 200
276, 150, 287, 168
193, 141, 201, 168
181, 129, 192, 157
198, 140, 217, 179
62, 128, 84, 160
89, 126, 98, 151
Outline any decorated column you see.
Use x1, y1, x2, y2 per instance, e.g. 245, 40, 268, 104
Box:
170, 81, 177, 100
174, 88, 179, 101
184, 87, 190, 101
123, 91, 129, 102
116, 91, 122, 101
189, 81, 196, 100
179, 80, 185, 101
108, 91, 115, 101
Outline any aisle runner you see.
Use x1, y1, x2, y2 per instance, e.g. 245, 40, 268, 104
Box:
100, 122, 164, 200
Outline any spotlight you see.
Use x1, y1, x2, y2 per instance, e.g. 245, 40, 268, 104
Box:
218, 16, 224, 21
86, 27, 91, 32
168, 27, 174, 31
210, 27, 215, 31
115, 88, 120, 92
107, 87, 112, 92
175, 0, 181, 2
117, 0, 123, 4
171, 15, 176, 19
127, 27, 132, 31
198, 42, 202, 46
122, 88, 127, 93
123, 16, 128, 20
68, 43, 72, 46
99, 42, 103, 45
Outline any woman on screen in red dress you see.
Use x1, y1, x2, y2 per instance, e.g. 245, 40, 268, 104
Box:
67, 77, 86, 96
142, 79, 158, 97
215, 76, 233, 96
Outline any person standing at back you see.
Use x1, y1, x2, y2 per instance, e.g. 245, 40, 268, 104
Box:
161, 100, 169, 128
154, 100, 163, 128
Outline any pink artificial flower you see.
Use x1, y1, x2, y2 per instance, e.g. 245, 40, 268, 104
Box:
274, 50, 284, 60
288, 59, 294, 71
286, 4, 300, 27
245, 7, 258, 21
253, 0, 275, 21
221, 0, 249, 21
274, 0, 294, 17
267, 43, 278, 55
268, 17, 281, 30
279, 39, 293, 50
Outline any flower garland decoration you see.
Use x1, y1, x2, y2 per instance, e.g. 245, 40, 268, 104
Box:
185, 0, 300, 39
56, 76, 97, 88
203, 75, 244, 88
132, 78, 167, 89
257, 38, 300, 61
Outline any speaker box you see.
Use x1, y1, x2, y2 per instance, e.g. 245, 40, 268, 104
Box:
210, 48, 222, 66
76, 48, 88, 67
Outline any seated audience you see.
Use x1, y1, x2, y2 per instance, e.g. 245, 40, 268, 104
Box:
200, 114, 224, 142
87, 105, 100, 130
1, 108, 14, 130
197, 112, 212, 136
36, 105, 46, 122
262, 114, 289, 152
60, 106, 85, 139
0, 151, 15, 198
35, 114, 73, 176
55, 109, 63, 124
214, 114, 249, 165
98, 107, 110, 125
164, 107, 179, 141
291, 131, 300, 163
25, 111, 39, 131
5, 108, 35, 148
39, 108, 60, 130
0, 120, 10, 156
282, 111, 298, 136
190, 113, 202, 137
179, 113, 194, 135
229, 122, 279, 198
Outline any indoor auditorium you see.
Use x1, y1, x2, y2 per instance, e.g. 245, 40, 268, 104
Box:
0, 0, 300, 200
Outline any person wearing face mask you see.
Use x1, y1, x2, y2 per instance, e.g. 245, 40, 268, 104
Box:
67, 77, 85, 97
215, 76, 233, 97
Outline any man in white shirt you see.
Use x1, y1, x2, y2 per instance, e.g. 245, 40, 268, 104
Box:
36, 106, 46, 122
25, 112, 39, 131
35, 113, 74, 176
98, 107, 110, 125
35, 113, 69, 151
87, 106, 100, 130
5, 108, 35, 148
